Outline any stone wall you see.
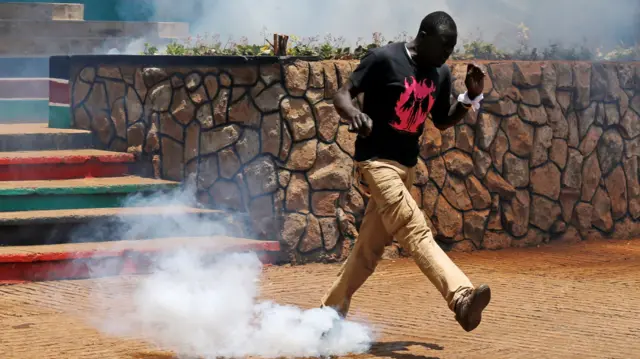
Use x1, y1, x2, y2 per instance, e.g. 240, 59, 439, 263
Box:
68, 56, 640, 262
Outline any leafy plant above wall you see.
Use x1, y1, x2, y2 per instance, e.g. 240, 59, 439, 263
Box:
142, 31, 640, 62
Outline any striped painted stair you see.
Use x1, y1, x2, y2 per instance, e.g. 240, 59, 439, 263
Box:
0, 149, 134, 181
0, 2, 187, 58
0, 123, 283, 283
0, 237, 282, 284
0, 206, 249, 246
49, 68, 70, 129
0, 57, 50, 124
0, 176, 180, 212
0, 123, 92, 151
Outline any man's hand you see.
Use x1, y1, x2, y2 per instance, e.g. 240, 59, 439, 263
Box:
465, 63, 486, 99
347, 111, 373, 137
333, 81, 373, 137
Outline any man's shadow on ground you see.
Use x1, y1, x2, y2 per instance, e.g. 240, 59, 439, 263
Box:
369, 340, 444, 359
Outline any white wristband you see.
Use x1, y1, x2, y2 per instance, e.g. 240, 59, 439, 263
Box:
457, 91, 484, 111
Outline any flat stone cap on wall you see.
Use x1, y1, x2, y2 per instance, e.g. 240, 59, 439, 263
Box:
63, 54, 322, 68
0, 2, 84, 21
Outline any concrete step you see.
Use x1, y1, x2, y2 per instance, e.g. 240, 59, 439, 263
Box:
0, 124, 93, 151
0, 149, 134, 181
0, 206, 248, 246
0, 176, 179, 212
0, 236, 282, 283
0, 36, 171, 56
0, 20, 188, 39
0, 2, 84, 21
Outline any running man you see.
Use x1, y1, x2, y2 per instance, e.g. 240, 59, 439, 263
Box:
321, 11, 491, 332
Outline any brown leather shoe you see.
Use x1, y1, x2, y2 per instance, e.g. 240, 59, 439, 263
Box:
454, 284, 491, 332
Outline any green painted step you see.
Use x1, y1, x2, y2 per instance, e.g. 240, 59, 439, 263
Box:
0, 176, 179, 212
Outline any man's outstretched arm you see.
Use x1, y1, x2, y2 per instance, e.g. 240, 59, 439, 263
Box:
431, 98, 472, 131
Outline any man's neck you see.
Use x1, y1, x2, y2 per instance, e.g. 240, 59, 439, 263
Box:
405, 40, 419, 59
405, 41, 440, 70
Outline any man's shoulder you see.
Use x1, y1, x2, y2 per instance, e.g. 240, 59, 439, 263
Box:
365, 42, 404, 61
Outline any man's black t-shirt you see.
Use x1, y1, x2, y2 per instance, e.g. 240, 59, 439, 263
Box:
349, 41, 453, 168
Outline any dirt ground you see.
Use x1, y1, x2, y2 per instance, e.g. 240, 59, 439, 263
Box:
1, 239, 640, 359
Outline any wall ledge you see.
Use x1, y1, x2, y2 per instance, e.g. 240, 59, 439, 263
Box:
64, 55, 322, 67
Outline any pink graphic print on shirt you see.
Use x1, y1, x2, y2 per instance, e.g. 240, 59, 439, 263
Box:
391, 77, 436, 134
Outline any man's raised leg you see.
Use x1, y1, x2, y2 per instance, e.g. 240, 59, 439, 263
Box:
360, 159, 491, 332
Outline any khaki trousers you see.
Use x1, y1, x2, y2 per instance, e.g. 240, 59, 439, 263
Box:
321, 159, 473, 316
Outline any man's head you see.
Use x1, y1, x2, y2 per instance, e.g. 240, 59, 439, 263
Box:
414, 11, 458, 68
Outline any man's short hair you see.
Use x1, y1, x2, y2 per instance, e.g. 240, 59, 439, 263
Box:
419, 11, 457, 35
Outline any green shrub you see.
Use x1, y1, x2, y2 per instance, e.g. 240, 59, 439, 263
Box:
140, 32, 639, 62
452, 40, 508, 60
603, 45, 640, 61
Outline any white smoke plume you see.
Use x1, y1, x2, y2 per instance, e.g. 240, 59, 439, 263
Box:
97, 250, 374, 358
76, 187, 375, 358
111, 0, 639, 53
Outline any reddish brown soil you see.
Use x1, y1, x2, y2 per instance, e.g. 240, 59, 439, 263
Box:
1, 239, 639, 358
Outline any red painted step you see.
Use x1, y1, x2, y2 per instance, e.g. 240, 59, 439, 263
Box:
0, 236, 282, 284
0, 149, 134, 181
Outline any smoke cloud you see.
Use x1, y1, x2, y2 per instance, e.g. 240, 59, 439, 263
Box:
95, 250, 374, 358
75, 187, 374, 358
116, 0, 639, 51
